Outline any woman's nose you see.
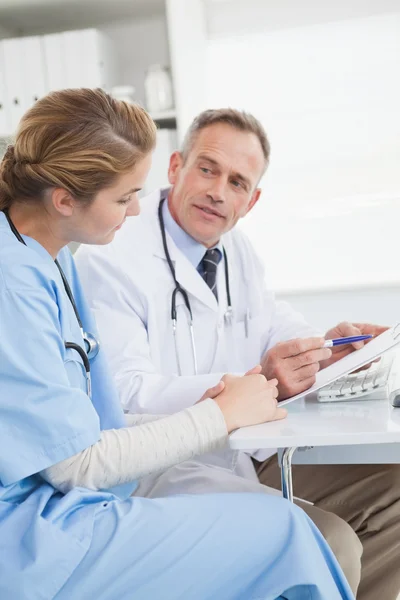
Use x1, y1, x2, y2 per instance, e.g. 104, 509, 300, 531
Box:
126, 197, 140, 217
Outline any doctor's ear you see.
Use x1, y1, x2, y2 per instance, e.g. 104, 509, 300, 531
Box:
49, 187, 77, 217
245, 188, 262, 215
168, 151, 184, 185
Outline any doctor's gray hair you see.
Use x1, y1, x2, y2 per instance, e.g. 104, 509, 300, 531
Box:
0, 88, 157, 210
181, 108, 270, 171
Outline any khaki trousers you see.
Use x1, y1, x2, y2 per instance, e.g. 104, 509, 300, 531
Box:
254, 456, 400, 600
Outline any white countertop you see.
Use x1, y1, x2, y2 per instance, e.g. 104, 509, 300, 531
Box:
229, 397, 400, 450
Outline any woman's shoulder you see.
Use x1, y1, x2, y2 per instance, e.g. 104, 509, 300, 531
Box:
0, 225, 58, 294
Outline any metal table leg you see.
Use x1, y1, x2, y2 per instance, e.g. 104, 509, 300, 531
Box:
280, 447, 298, 502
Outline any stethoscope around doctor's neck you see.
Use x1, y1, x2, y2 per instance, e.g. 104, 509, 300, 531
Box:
3, 208, 99, 399
158, 195, 233, 376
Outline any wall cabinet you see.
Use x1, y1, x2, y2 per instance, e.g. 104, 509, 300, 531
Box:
0, 28, 116, 136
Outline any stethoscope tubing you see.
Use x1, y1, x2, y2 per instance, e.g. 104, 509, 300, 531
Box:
3, 209, 97, 398
157, 192, 232, 375
64, 342, 92, 398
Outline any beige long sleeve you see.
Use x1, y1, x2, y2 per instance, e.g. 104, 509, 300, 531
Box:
40, 399, 227, 494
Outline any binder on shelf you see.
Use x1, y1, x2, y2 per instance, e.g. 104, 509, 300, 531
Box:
2, 37, 27, 132
2, 36, 48, 134
62, 29, 117, 90
0, 28, 116, 136
23, 36, 48, 108
0, 44, 11, 136
62, 30, 86, 89
43, 33, 66, 92
80, 29, 117, 90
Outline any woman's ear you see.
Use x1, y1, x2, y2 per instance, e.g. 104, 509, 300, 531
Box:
50, 188, 76, 217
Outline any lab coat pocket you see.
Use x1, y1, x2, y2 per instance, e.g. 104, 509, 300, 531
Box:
63, 345, 87, 393
230, 314, 267, 371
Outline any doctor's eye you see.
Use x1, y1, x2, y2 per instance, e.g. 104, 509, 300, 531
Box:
231, 179, 243, 189
200, 167, 212, 175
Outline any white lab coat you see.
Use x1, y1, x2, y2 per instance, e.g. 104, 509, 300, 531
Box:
75, 189, 316, 487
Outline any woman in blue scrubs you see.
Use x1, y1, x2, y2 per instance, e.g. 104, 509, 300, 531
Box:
0, 88, 354, 600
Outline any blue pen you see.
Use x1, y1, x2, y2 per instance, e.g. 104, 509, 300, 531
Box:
323, 334, 373, 348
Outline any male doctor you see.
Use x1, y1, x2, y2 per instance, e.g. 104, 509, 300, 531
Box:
76, 109, 400, 600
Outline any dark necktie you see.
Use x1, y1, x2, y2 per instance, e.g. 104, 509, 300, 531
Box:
200, 248, 222, 300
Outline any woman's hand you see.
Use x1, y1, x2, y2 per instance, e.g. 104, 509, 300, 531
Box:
197, 365, 263, 403
197, 380, 226, 403
214, 373, 287, 433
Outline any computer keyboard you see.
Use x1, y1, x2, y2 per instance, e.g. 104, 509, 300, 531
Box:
317, 352, 398, 403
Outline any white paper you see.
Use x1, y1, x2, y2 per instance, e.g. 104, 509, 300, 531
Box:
280, 323, 400, 406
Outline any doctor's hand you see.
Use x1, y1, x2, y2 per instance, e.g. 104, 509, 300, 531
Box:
214, 374, 287, 433
260, 337, 332, 401
320, 321, 388, 369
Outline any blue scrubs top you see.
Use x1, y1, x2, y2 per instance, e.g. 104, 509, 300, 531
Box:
0, 213, 355, 600
0, 212, 135, 597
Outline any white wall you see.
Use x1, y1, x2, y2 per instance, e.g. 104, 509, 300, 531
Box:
205, 0, 400, 36
278, 286, 400, 333
167, 0, 400, 328
102, 14, 170, 108
166, 0, 208, 141
205, 11, 400, 293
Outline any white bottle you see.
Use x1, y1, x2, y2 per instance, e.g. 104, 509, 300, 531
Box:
144, 65, 173, 114
110, 85, 136, 104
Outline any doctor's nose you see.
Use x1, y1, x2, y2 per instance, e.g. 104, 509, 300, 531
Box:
207, 180, 226, 204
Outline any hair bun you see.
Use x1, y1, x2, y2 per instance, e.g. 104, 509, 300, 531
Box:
1, 144, 17, 176
3, 144, 16, 162
0, 145, 17, 209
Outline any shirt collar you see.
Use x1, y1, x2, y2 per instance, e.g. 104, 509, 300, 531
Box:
162, 191, 223, 269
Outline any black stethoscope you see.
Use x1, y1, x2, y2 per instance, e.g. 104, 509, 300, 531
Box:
3, 209, 100, 399
157, 191, 233, 375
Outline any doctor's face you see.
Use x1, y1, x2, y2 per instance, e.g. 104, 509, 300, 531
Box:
72, 153, 152, 245
167, 124, 265, 247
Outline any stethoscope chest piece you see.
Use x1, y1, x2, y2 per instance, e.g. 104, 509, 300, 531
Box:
83, 331, 100, 360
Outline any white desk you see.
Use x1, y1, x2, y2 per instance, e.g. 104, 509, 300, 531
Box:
229, 396, 400, 501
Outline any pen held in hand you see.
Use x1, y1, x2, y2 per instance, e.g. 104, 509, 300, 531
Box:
323, 335, 373, 348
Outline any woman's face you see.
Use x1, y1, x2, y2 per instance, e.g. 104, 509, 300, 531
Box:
71, 154, 152, 245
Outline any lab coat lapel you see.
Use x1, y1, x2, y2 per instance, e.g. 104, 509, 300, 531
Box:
143, 190, 218, 313
171, 244, 218, 312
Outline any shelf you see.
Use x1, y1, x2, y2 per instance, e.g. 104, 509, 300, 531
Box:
149, 109, 176, 120
149, 109, 177, 129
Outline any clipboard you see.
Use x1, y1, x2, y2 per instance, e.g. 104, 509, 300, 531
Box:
280, 323, 400, 407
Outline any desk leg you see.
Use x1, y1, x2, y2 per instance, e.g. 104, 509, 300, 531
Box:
280, 447, 297, 502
